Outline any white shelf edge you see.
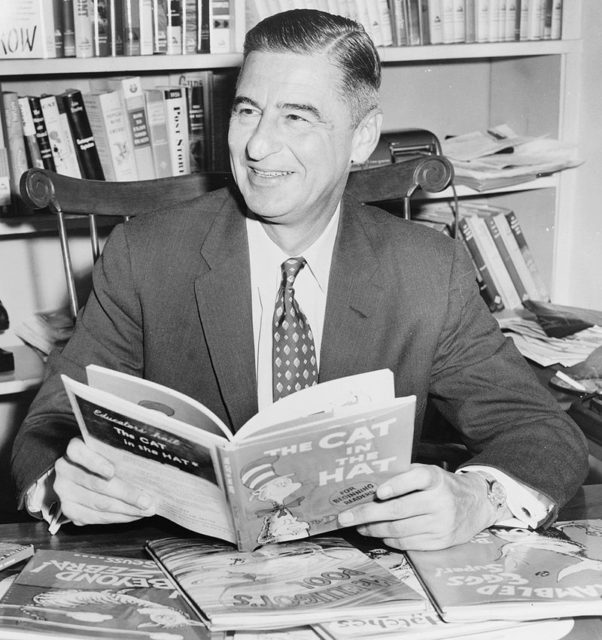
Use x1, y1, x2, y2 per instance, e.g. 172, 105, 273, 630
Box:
0, 40, 581, 78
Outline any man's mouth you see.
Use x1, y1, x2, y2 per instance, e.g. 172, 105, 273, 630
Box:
251, 168, 293, 178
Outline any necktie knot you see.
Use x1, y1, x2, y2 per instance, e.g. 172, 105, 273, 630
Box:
281, 257, 306, 289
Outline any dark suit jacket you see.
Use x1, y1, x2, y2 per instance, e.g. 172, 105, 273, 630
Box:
11, 186, 588, 512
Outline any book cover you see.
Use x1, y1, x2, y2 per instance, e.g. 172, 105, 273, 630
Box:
0, 543, 33, 571
61, 365, 415, 552
157, 86, 190, 175
73, 0, 94, 57
26, 95, 56, 172
0, 92, 29, 213
108, 76, 156, 179
0, 549, 209, 639
407, 519, 602, 622
146, 536, 425, 631
17, 96, 44, 170
504, 209, 550, 301
40, 93, 82, 178
457, 216, 505, 313
144, 87, 173, 177
62, 0, 76, 55
61, 88, 105, 180
0, 0, 57, 59
83, 89, 138, 181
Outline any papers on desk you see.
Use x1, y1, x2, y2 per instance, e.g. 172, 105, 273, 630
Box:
498, 316, 602, 367
442, 125, 581, 192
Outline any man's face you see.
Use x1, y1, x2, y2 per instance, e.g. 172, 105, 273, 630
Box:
229, 51, 361, 229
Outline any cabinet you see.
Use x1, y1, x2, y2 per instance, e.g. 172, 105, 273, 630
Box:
0, 1, 586, 335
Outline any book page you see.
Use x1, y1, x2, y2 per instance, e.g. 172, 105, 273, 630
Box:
86, 364, 232, 438
62, 375, 236, 543
236, 369, 395, 440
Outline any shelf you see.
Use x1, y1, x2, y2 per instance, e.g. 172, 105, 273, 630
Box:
0, 39, 581, 79
420, 175, 558, 200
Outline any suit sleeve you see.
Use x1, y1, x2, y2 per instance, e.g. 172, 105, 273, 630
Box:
428, 238, 588, 510
10, 223, 144, 506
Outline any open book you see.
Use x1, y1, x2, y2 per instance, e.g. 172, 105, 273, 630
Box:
62, 366, 415, 552
406, 518, 602, 623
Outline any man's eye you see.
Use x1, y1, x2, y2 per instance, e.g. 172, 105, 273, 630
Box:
233, 106, 259, 118
286, 113, 312, 125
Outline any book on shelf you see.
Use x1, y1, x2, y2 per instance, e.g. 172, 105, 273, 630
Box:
82, 88, 139, 181
61, 88, 105, 180
184, 81, 207, 172
144, 87, 173, 177
26, 95, 56, 172
376, 0, 394, 47
73, 0, 94, 58
440, 0, 455, 44
122, 0, 141, 55
61, 365, 415, 552
0, 549, 208, 639
0, 543, 34, 571
39, 93, 82, 178
0, 0, 57, 59
209, 0, 233, 53
91, 0, 111, 56
182, 0, 198, 53
152, 86, 190, 175
487, 0, 501, 43
423, 0, 444, 45
109, 0, 124, 56
166, 0, 183, 54
107, 75, 156, 179
151, 0, 168, 53
52, 0, 65, 57
146, 535, 426, 631
407, 519, 602, 623
17, 97, 45, 171
389, 0, 409, 46
460, 211, 522, 310
0, 124, 12, 215
62, 0, 77, 56
504, 208, 550, 301
457, 215, 505, 313
0, 92, 29, 212
452, 0, 465, 43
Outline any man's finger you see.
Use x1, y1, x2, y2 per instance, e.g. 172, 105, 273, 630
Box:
64, 438, 114, 480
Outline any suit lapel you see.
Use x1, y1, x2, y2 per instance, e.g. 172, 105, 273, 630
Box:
194, 192, 258, 430
320, 196, 385, 382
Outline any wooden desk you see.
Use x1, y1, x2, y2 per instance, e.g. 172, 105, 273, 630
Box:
0, 486, 600, 638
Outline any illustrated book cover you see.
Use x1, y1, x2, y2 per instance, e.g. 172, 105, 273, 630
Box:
0, 549, 211, 639
407, 518, 602, 623
62, 366, 416, 552
145, 535, 425, 632
0, 543, 34, 571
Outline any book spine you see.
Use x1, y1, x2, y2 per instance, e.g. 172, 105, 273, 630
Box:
362, 0, 384, 48
61, 89, 105, 179
39, 94, 82, 178
73, 0, 94, 57
487, 0, 500, 42
27, 96, 56, 172
464, 213, 522, 310
406, 0, 422, 45
482, 213, 529, 303
198, 0, 210, 52
152, 0, 168, 52
17, 97, 45, 170
53, 0, 65, 57
440, 0, 454, 44
144, 89, 173, 177
91, 0, 111, 55
56, 96, 83, 177
452, 0, 465, 43
389, 0, 409, 46
123, 0, 141, 55
167, 0, 183, 54
162, 87, 190, 175
474, 0, 489, 42
109, 0, 124, 54
183, 0, 198, 53
185, 83, 206, 173
0, 144, 10, 214
458, 216, 504, 312
0, 92, 30, 208
504, 210, 550, 301
504, 0, 518, 40
377, 0, 394, 47
209, 0, 232, 53
0, 0, 56, 59
62, 0, 77, 55
464, 0, 475, 42
526, 0, 544, 40
139, 0, 154, 53
550, 0, 562, 39
119, 77, 155, 179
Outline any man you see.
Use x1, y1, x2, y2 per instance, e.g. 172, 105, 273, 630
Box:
11, 10, 588, 550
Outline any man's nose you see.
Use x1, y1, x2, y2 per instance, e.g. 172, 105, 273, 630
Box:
246, 115, 283, 160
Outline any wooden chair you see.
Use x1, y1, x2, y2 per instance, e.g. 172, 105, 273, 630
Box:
20, 155, 454, 321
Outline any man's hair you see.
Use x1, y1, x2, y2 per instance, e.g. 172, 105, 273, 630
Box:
242, 9, 381, 125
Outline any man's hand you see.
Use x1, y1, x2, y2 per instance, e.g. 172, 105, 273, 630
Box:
53, 437, 156, 526
338, 463, 502, 551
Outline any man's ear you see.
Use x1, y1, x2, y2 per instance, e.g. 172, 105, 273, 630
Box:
350, 109, 383, 165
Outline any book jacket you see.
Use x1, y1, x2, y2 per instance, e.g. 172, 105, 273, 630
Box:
407, 518, 602, 622
0, 549, 211, 639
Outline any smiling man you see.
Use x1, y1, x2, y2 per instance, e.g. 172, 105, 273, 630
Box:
12, 9, 588, 550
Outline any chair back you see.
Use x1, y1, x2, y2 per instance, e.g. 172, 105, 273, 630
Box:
20, 154, 453, 320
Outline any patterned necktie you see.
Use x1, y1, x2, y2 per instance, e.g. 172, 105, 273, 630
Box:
272, 257, 319, 401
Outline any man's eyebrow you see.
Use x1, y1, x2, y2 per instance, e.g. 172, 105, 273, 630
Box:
232, 96, 260, 110
232, 96, 322, 120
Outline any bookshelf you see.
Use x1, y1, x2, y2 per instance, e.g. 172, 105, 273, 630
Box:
0, 1, 587, 330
